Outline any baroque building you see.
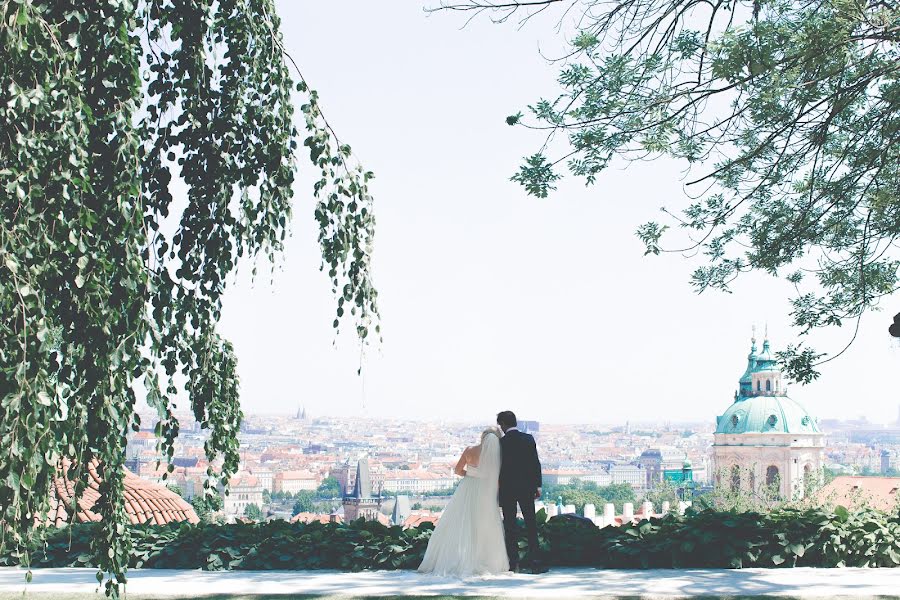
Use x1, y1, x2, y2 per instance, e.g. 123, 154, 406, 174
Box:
712, 332, 825, 500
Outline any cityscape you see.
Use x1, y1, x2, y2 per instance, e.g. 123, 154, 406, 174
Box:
4, 0, 900, 593
120, 332, 900, 528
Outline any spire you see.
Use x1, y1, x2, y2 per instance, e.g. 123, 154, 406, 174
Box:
352, 458, 372, 498
750, 324, 757, 354
391, 495, 410, 526
762, 322, 771, 353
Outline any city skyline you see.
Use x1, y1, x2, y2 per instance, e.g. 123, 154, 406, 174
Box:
209, 2, 899, 425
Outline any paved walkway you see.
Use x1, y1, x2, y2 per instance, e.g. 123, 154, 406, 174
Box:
2, 567, 900, 597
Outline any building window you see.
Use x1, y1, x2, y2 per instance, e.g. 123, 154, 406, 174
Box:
756, 381, 761, 391
766, 379, 772, 392
730, 465, 741, 492
766, 465, 779, 488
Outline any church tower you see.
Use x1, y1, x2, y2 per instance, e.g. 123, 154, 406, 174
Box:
342, 458, 382, 521
712, 331, 825, 500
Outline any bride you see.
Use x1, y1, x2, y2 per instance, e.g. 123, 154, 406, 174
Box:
418, 427, 509, 577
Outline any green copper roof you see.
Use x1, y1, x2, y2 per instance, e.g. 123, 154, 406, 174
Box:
717, 334, 820, 435
716, 394, 820, 434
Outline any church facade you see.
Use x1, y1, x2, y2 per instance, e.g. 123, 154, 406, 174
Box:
712, 333, 825, 500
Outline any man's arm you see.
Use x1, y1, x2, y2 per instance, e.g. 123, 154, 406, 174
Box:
530, 436, 542, 498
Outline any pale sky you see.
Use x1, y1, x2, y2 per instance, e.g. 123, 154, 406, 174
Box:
215, 2, 900, 426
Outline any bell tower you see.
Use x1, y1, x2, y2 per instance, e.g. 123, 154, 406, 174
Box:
342, 458, 382, 521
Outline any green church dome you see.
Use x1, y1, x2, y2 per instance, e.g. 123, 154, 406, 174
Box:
716, 333, 820, 435
716, 394, 820, 434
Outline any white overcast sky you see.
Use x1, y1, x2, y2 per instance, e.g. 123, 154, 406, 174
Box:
215, 1, 900, 426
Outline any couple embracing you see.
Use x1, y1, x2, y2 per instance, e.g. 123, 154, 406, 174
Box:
418, 411, 547, 578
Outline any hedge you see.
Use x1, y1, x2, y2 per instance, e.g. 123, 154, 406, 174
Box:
2, 506, 899, 571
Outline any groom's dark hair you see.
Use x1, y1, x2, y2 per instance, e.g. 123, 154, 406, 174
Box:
496, 411, 517, 429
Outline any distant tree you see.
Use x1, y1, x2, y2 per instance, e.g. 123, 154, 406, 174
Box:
411, 501, 423, 510
262, 489, 271, 505
244, 503, 263, 521
190, 494, 223, 523
422, 487, 458, 497
316, 476, 342, 499
435, 0, 900, 382
292, 491, 317, 516
542, 480, 637, 513
644, 480, 680, 511
166, 483, 184, 498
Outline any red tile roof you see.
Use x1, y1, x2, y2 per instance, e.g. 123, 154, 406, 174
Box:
817, 476, 900, 512
290, 512, 343, 524
49, 459, 199, 527
404, 511, 440, 528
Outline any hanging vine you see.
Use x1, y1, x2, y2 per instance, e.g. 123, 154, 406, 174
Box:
0, 0, 378, 595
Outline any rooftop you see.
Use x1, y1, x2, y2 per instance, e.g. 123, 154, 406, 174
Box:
816, 475, 900, 512
49, 460, 199, 527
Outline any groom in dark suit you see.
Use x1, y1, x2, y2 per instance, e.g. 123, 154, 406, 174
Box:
497, 410, 547, 574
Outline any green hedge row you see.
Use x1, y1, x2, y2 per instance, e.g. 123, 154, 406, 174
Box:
2, 506, 899, 571
545, 506, 900, 568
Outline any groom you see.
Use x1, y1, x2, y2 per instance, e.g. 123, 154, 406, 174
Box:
497, 411, 547, 574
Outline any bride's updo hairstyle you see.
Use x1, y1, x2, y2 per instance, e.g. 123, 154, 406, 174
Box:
481, 427, 501, 442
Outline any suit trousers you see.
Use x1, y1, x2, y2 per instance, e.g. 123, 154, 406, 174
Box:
500, 494, 539, 567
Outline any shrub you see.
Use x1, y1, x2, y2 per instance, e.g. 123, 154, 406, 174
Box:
2, 506, 898, 571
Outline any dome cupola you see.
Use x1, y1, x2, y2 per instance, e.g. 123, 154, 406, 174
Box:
716, 330, 818, 434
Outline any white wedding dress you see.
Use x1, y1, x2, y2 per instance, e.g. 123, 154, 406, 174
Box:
418, 431, 509, 577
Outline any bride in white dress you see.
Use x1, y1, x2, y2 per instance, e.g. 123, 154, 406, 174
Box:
418, 427, 509, 577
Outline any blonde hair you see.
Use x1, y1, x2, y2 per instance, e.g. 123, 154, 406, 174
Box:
481, 427, 501, 442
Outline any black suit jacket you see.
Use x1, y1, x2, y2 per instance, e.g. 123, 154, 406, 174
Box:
499, 429, 542, 502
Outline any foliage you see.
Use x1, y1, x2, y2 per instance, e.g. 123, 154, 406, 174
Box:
700, 465, 827, 513
541, 481, 637, 513
643, 480, 681, 512
243, 504, 263, 521
292, 492, 319, 516
438, 0, 900, 381
420, 487, 458, 497
543, 505, 900, 569
0, 0, 378, 593
316, 476, 342, 499
0, 520, 433, 572
2, 507, 900, 572
190, 494, 223, 524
